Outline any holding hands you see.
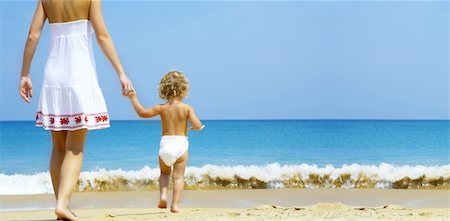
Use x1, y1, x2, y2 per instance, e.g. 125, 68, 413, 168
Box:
119, 74, 134, 96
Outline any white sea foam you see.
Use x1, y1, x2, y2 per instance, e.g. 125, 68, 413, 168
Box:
1, 163, 449, 195
0, 173, 54, 195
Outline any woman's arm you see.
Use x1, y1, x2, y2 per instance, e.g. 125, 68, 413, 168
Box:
128, 93, 161, 118
19, 0, 46, 103
188, 105, 204, 130
89, 0, 133, 96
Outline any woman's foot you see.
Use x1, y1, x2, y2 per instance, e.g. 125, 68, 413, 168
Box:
55, 206, 77, 221
56, 209, 77, 220
158, 198, 167, 209
170, 204, 180, 213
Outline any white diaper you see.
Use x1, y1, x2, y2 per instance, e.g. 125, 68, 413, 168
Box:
159, 136, 189, 167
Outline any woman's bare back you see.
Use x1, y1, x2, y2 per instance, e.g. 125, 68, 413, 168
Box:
42, 0, 90, 23
159, 102, 189, 136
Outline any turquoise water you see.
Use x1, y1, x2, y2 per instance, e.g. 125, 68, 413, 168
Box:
1, 120, 449, 175
1, 120, 449, 194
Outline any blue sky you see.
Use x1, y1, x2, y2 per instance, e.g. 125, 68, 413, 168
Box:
0, 1, 448, 120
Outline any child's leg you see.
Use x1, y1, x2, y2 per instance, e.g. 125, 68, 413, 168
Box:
171, 151, 188, 213
158, 158, 171, 208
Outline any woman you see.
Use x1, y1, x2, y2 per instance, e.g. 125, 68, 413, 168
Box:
19, 0, 133, 220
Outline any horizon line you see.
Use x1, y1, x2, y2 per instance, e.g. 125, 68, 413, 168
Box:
1, 118, 449, 122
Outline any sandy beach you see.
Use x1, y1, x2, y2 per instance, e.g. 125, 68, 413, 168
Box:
1, 189, 449, 220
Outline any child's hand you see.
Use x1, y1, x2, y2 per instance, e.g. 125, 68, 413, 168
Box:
189, 125, 205, 131
127, 89, 137, 99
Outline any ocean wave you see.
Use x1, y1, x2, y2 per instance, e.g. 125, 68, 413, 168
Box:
1, 163, 449, 195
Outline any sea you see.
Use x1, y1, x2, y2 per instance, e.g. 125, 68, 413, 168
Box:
1, 120, 449, 195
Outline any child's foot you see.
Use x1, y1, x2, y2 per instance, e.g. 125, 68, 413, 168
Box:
55, 206, 77, 221
170, 204, 180, 213
158, 199, 167, 209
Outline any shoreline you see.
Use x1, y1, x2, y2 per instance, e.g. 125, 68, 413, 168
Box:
1, 189, 449, 212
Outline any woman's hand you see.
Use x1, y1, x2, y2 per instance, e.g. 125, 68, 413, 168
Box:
19, 76, 33, 103
119, 74, 134, 96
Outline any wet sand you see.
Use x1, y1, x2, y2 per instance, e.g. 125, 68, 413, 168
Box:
1, 189, 449, 220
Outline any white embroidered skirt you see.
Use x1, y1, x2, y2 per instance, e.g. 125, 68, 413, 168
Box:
36, 20, 110, 131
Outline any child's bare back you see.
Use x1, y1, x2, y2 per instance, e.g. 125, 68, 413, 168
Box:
159, 102, 196, 136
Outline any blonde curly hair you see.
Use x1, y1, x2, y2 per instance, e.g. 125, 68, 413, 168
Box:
159, 70, 189, 100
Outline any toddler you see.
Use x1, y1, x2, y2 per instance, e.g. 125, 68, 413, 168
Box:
128, 70, 204, 212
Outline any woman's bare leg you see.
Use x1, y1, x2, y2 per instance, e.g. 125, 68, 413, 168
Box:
50, 131, 67, 199
171, 151, 188, 213
158, 157, 171, 209
51, 131, 67, 220
55, 129, 87, 221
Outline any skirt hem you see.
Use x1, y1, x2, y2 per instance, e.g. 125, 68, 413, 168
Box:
36, 111, 110, 131
36, 123, 110, 131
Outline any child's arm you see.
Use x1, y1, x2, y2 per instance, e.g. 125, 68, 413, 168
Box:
187, 105, 204, 130
128, 92, 160, 118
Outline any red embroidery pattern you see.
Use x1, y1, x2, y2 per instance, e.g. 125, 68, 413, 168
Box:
95, 115, 108, 123
60, 118, 69, 125
36, 112, 109, 130
75, 116, 82, 124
